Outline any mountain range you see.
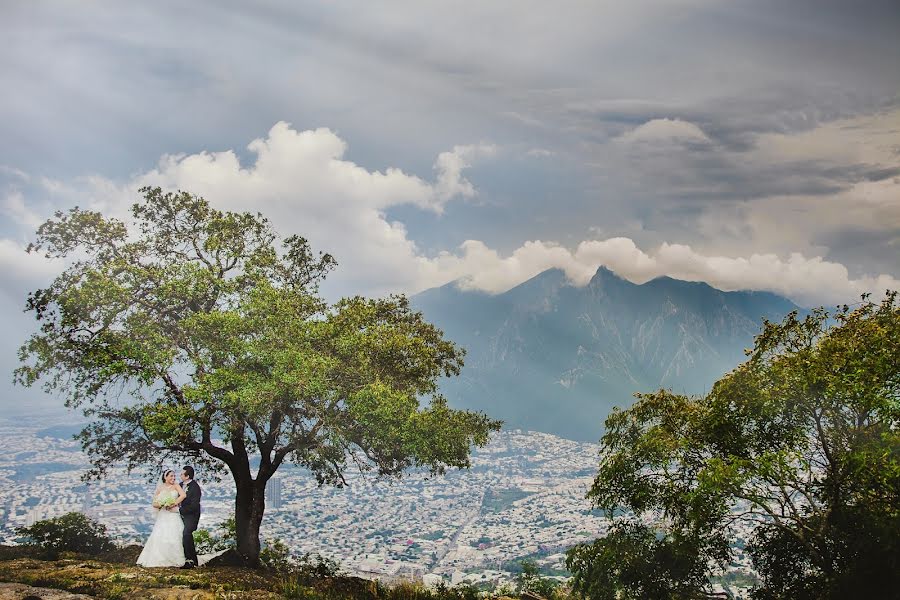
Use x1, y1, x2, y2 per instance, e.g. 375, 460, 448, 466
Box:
411, 267, 798, 442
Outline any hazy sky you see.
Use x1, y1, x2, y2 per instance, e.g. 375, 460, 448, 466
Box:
2, 1, 899, 412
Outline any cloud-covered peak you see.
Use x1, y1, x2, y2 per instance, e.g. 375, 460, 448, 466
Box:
444, 237, 899, 307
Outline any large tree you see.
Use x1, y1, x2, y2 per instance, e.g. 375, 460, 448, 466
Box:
566, 294, 900, 599
15, 187, 501, 565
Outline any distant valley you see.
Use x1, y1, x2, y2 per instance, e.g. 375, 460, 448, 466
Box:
412, 267, 798, 441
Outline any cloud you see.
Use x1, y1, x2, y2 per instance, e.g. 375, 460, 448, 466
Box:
0, 238, 63, 302
135, 123, 495, 216
433, 237, 900, 308
617, 118, 711, 144
2, 123, 897, 309
2, 189, 43, 230
1, 123, 497, 298
432, 143, 497, 209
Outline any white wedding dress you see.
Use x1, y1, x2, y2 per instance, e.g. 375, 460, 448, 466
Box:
137, 487, 186, 568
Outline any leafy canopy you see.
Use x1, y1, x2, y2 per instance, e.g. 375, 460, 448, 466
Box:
15, 512, 116, 555
567, 293, 900, 600
15, 187, 500, 486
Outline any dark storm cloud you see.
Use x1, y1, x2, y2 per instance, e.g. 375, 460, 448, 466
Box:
818, 227, 900, 278
1, 0, 898, 274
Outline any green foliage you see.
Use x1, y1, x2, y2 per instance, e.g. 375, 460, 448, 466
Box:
260, 537, 292, 572
567, 293, 900, 599
194, 516, 236, 555
517, 558, 560, 599
192, 529, 215, 555
15, 187, 501, 564
15, 512, 116, 555
425, 581, 481, 600
104, 582, 130, 600
294, 552, 342, 578
480, 488, 534, 513
566, 522, 720, 600
278, 576, 322, 600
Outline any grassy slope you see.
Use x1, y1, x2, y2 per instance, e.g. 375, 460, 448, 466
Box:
0, 550, 527, 600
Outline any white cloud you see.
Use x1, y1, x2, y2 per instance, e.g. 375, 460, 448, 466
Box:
432, 143, 498, 209
437, 237, 900, 307
2, 189, 44, 229
0, 165, 30, 182
617, 118, 711, 144
2, 123, 497, 298
526, 148, 555, 158
0, 238, 64, 301
3, 122, 896, 308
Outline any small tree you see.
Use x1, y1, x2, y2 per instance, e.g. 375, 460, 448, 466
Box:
15, 512, 115, 555
16, 187, 501, 566
567, 294, 900, 599
517, 559, 559, 598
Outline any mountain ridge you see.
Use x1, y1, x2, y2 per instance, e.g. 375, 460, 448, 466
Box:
412, 266, 798, 441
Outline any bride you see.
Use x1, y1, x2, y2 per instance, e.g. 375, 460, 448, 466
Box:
137, 469, 187, 567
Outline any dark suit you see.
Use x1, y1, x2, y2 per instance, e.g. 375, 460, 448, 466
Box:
179, 479, 202, 565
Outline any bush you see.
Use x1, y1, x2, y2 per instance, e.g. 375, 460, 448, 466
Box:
277, 576, 322, 599
295, 552, 341, 578
193, 516, 236, 555
15, 512, 115, 555
260, 538, 292, 572
517, 559, 560, 599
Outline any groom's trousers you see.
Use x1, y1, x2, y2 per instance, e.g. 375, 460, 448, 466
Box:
181, 513, 200, 565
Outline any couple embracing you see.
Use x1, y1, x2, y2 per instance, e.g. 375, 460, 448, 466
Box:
137, 466, 203, 569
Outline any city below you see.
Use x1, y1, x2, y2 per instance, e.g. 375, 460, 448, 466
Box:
0, 416, 754, 596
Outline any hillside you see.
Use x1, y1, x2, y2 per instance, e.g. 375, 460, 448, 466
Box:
0, 551, 541, 600
412, 267, 798, 441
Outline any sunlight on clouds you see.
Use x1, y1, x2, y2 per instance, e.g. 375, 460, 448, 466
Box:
2, 122, 897, 308
616, 118, 711, 145
441, 237, 900, 307
9, 123, 496, 298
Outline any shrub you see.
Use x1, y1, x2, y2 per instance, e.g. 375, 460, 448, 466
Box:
193, 516, 236, 555
192, 529, 220, 555
260, 537, 292, 572
278, 576, 322, 599
15, 512, 115, 555
104, 583, 130, 600
295, 552, 341, 578
517, 559, 560, 599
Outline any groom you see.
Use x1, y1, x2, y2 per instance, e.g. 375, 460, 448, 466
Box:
179, 465, 202, 569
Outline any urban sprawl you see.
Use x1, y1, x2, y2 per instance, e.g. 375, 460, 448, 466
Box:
0, 418, 754, 597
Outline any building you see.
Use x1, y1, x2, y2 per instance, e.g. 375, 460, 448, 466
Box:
82, 488, 93, 516
266, 476, 283, 510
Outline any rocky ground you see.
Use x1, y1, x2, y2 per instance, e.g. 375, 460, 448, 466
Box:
0, 582, 94, 600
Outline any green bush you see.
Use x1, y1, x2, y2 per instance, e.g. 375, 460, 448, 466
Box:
15, 512, 115, 555
193, 516, 236, 555
278, 576, 322, 599
295, 552, 342, 578
260, 537, 292, 572
192, 529, 217, 555
517, 559, 560, 599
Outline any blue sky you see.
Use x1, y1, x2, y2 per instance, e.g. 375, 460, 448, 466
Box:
1, 1, 899, 412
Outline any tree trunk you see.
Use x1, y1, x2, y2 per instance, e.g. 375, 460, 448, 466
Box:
234, 479, 266, 566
